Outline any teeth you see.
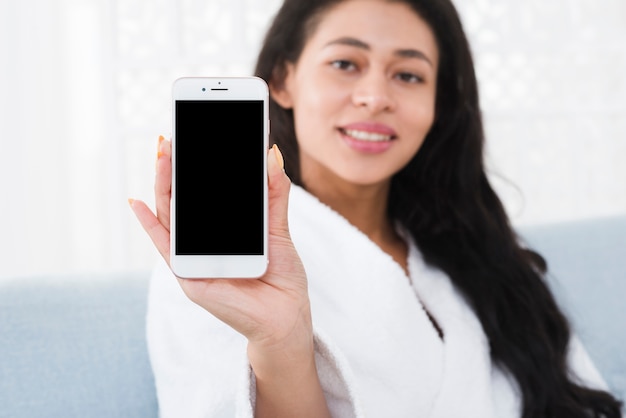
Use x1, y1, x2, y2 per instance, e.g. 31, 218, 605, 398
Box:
344, 129, 391, 142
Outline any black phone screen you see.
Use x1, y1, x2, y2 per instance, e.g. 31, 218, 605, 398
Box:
174, 100, 265, 255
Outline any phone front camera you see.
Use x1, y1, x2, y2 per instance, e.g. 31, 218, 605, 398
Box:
202, 87, 206, 92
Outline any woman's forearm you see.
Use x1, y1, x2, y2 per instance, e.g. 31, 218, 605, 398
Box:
248, 312, 331, 418
253, 351, 330, 418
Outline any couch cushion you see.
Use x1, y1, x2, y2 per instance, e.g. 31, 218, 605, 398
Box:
520, 215, 626, 404
0, 271, 158, 418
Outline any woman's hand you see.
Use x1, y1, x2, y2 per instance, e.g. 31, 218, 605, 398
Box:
129, 136, 311, 352
130, 136, 330, 417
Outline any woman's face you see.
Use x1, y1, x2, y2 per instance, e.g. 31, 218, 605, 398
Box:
272, 0, 439, 191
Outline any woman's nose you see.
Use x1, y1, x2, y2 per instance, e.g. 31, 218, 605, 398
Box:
352, 71, 395, 113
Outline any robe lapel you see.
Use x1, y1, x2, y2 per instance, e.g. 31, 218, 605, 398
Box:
288, 185, 445, 417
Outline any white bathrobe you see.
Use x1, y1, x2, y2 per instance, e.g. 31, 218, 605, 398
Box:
146, 185, 608, 418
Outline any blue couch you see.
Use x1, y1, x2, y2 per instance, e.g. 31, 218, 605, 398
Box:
1, 215, 625, 418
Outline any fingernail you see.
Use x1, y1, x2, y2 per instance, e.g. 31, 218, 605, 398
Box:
128, 198, 135, 207
272, 144, 284, 171
157, 135, 165, 158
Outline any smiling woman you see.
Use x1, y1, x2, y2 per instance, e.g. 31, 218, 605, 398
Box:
130, 0, 624, 417
269, 1, 437, 227
0, 0, 624, 416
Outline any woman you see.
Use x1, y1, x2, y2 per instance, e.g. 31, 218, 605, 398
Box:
130, 0, 624, 416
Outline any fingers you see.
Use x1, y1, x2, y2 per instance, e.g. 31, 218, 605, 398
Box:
155, 136, 172, 231
128, 135, 172, 265
128, 198, 171, 264
267, 144, 291, 237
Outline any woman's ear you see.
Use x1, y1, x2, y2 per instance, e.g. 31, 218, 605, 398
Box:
269, 65, 295, 109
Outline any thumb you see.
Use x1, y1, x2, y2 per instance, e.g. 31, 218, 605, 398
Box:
267, 144, 291, 237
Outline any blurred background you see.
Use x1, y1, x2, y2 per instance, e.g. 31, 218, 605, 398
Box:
1, 0, 625, 280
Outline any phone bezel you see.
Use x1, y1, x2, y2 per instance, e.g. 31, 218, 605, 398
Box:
170, 76, 269, 279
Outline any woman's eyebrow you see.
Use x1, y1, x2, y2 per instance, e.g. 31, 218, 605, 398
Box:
324, 36, 434, 67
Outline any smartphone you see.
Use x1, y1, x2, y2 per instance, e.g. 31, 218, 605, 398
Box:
170, 76, 269, 279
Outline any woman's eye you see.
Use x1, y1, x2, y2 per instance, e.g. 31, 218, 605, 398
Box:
396, 72, 424, 84
331, 60, 357, 71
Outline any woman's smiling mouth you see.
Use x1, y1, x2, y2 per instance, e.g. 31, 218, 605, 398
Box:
341, 128, 394, 142
338, 124, 397, 154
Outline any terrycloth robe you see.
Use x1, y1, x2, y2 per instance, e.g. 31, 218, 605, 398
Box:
146, 184, 608, 418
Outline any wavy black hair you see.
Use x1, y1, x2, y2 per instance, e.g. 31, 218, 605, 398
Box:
254, 0, 623, 416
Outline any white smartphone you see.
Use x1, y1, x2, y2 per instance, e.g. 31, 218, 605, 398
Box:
170, 76, 269, 279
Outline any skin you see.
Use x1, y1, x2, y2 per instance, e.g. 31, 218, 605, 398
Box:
130, 0, 439, 416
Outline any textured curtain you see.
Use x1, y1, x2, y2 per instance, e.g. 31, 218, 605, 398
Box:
1, 0, 624, 279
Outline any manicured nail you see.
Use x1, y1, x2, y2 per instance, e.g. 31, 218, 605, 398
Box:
157, 135, 165, 158
272, 144, 284, 171
128, 198, 135, 207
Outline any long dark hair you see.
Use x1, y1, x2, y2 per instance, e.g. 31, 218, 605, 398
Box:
254, 0, 623, 416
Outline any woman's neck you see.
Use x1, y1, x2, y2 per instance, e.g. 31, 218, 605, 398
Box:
305, 179, 388, 231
